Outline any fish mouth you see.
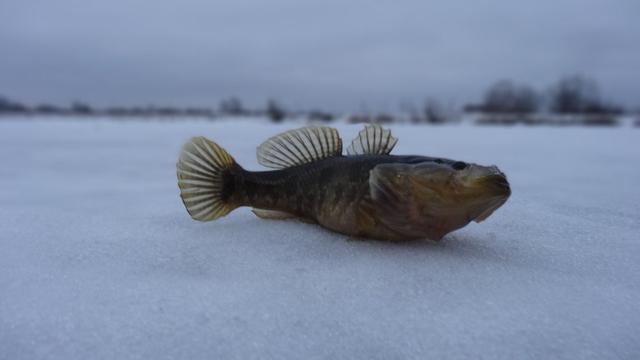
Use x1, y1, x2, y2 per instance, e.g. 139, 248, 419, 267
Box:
489, 175, 511, 197
472, 174, 511, 222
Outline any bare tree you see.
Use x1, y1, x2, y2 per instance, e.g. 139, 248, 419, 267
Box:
266, 99, 286, 122
423, 98, 449, 123
549, 75, 625, 114
483, 80, 539, 114
0, 95, 29, 113
219, 97, 245, 115
71, 101, 93, 114
550, 75, 601, 114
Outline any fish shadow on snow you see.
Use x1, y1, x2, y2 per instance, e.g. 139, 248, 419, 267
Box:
164, 210, 524, 277
348, 232, 515, 266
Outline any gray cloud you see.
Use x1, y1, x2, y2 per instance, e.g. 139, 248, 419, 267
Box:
1, 0, 639, 111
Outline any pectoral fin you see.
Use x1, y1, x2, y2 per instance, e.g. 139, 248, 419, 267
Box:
368, 163, 449, 240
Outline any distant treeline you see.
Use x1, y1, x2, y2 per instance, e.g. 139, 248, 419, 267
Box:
0, 96, 294, 121
348, 75, 635, 126
461, 74, 631, 126
1, 74, 637, 126
465, 75, 625, 115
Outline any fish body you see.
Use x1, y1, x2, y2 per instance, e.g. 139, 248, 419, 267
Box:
177, 125, 511, 241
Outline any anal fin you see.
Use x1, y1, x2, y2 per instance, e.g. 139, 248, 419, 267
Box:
252, 208, 296, 220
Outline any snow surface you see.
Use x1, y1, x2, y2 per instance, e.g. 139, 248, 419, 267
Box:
1, 118, 639, 359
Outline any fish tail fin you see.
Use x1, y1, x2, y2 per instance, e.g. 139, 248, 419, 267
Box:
176, 136, 242, 221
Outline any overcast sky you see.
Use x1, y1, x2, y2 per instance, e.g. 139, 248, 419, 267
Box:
1, 0, 639, 111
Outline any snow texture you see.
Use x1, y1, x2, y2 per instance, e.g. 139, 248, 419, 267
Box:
1, 118, 639, 359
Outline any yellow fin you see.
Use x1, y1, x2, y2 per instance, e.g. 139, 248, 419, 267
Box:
251, 209, 296, 220
177, 136, 238, 221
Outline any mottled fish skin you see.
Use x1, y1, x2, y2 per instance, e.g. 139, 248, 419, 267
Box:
177, 126, 511, 241
229, 155, 480, 240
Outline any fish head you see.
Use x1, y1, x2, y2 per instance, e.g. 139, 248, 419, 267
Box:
448, 162, 511, 222
370, 159, 511, 240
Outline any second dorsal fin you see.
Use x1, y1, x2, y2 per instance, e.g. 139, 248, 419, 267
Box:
257, 126, 343, 169
346, 124, 398, 156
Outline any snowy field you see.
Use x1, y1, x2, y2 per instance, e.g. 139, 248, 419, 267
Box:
1, 117, 639, 360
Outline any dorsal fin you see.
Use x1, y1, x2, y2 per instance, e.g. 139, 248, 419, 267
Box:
346, 124, 398, 156
257, 126, 342, 169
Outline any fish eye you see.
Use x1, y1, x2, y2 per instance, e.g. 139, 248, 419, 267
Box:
452, 161, 468, 170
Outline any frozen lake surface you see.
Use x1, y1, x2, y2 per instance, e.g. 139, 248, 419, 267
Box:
1, 118, 639, 359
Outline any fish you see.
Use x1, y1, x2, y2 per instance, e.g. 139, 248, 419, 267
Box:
176, 124, 511, 241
